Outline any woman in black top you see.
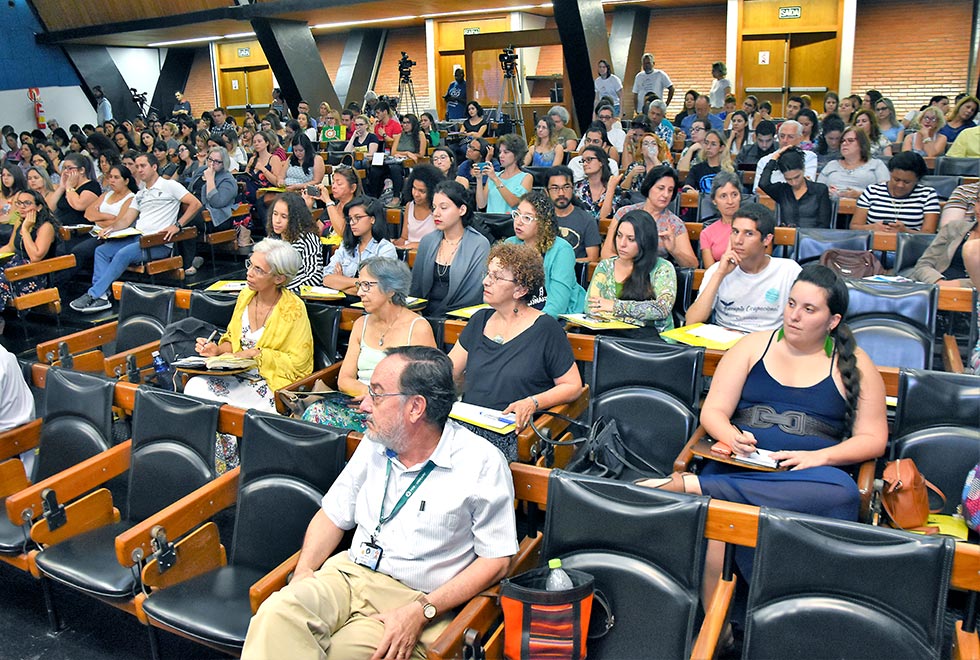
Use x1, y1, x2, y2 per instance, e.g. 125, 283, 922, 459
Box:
760, 146, 832, 228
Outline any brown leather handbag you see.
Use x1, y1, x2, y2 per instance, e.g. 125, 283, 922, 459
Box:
881, 458, 945, 530
819, 248, 885, 279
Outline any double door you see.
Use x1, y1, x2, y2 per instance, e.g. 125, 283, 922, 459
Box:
740, 32, 837, 118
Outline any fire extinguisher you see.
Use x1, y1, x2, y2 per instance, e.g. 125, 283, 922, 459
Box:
28, 88, 47, 130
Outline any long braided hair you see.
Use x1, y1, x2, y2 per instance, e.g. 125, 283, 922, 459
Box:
795, 264, 861, 434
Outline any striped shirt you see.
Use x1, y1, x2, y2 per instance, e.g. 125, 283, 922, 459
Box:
856, 182, 940, 231
287, 231, 323, 292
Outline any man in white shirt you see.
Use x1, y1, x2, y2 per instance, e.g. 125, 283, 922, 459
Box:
632, 53, 674, 111
686, 203, 802, 332
0, 344, 35, 474
71, 152, 201, 313
596, 104, 625, 151
753, 120, 817, 192
243, 347, 518, 659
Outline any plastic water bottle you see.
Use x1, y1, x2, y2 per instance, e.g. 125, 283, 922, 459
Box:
151, 351, 174, 390
545, 558, 573, 591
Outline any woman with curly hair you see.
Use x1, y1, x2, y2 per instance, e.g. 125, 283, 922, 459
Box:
448, 242, 583, 460
504, 189, 585, 318
394, 163, 443, 249
267, 192, 322, 291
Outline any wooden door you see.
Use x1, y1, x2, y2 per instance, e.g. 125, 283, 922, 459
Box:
740, 36, 788, 117
787, 32, 838, 112
436, 55, 466, 120
244, 67, 273, 109
219, 70, 248, 110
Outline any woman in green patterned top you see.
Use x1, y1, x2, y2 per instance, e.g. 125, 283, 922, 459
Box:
586, 209, 676, 335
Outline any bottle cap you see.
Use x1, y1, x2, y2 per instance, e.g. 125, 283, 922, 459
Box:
152, 351, 160, 357
548, 558, 562, 570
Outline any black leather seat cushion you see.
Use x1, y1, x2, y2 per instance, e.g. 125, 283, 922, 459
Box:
142, 565, 266, 652
0, 501, 26, 554
35, 522, 135, 599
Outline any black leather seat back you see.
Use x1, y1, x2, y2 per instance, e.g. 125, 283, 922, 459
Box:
473, 213, 515, 241
934, 157, 980, 177
919, 175, 961, 201
745, 509, 955, 660
189, 290, 238, 330
126, 389, 219, 522
424, 317, 446, 351
894, 232, 936, 275
116, 283, 176, 353
592, 337, 703, 410
306, 303, 342, 371
232, 412, 348, 571
673, 267, 696, 326
592, 388, 697, 475
33, 367, 115, 482
849, 321, 932, 369
521, 166, 550, 189
793, 228, 872, 265
845, 280, 937, 335
893, 427, 980, 514
543, 472, 709, 659
895, 369, 980, 437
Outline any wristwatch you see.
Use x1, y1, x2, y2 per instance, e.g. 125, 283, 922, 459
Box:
417, 595, 437, 620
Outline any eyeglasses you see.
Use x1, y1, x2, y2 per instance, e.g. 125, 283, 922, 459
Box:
14, 200, 35, 207
483, 269, 517, 284
208, 158, 223, 165
61, 166, 79, 172
245, 258, 270, 276
875, 106, 888, 112
580, 157, 598, 164
840, 137, 858, 144
598, 114, 613, 121
355, 280, 379, 291
548, 184, 573, 192
349, 213, 373, 224
510, 210, 537, 225
366, 384, 407, 403
690, 127, 705, 133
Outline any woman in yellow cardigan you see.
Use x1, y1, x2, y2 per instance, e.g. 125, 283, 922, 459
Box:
184, 238, 313, 470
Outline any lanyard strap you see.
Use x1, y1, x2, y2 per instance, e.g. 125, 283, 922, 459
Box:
374, 458, 436, 538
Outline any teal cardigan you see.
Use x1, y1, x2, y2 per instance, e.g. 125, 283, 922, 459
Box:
505, 236, 586, 318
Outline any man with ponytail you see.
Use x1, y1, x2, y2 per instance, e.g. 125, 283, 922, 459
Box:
637, 264, 888, 589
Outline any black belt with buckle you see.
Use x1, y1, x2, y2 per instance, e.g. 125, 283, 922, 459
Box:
731, 405, 842, 442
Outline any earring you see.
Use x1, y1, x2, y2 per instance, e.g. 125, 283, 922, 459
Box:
513, 304, 519, 315
824, 334, 835, 358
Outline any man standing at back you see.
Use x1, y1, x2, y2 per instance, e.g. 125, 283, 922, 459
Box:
70, 152, 202, 313
632, 54, 674, 113
93, 86, 112, 125
685, 203, 801, 332
242, 346, 518, 659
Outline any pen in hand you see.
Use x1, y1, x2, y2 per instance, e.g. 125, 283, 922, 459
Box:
206, 330, 219, 345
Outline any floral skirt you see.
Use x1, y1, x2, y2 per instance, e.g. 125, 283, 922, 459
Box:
0, 255, 39, 309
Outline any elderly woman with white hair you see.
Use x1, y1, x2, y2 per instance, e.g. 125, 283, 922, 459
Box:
548, 105, 579, 151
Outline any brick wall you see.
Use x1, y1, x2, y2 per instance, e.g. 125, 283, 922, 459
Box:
635, 5, 727, 118
373, 27, 430, 113
851, 0, 973, 118
183, 46, 215, 116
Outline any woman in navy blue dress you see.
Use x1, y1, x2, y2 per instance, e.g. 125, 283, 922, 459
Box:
641, 264, 887, 589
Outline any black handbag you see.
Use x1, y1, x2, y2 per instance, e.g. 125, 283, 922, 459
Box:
529, 412, 665, 481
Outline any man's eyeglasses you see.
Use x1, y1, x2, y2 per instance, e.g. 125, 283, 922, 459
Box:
510, 210, 537, 225
598, 114, 613, 121
548, 184, 573, 193
366, 384, 407, 403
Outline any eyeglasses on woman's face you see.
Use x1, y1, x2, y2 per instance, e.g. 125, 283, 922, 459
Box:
510, 210, 537, 226
355, 280, 379, 292
245, 258, 271, 276
483, 268, 517, 284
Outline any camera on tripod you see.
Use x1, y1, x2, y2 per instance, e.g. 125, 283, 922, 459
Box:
499, 46, 519, 78
130, 88, 148, 106
398, 52, 416, 82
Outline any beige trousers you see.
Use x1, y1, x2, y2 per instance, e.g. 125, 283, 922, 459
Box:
241, 553, 451, 660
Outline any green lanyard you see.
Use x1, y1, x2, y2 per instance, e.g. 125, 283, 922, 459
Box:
373, 457, 436, 541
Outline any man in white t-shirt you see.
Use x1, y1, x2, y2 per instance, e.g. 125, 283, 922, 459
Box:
632, 53, 674, 111
686, 203, 802, 332
71, 152, 202, 313
753, 120, 817, 192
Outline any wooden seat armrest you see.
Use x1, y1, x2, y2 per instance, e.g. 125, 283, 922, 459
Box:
5, 254, 76, 282
428, 534, 543, 660
140, 521, 226, 590
274, 363, 344, 414
510, 463, 550, 508
31, 487, 120, 546
0, 458, 31, 499
0, 419, 42, 463
675, 426, 709, 473
691, 573, 736, 660
943, 334, 965, 374
250, 550, 301, 614
857, 459, 877, 523
115, 467, 240, 568
36, 321, 119, 363
5, 441, 131, 527
953, 620, 980, 660
517, 386, 590, 463
139, 227, 198, 248
104, 339, 161, 379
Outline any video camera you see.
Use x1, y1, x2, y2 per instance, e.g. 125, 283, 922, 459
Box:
499, 46, 518, 78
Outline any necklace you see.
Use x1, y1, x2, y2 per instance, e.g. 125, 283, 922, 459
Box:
376, 308, 402, 347
437, 237, 461, 276
251, 293, 279, 329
